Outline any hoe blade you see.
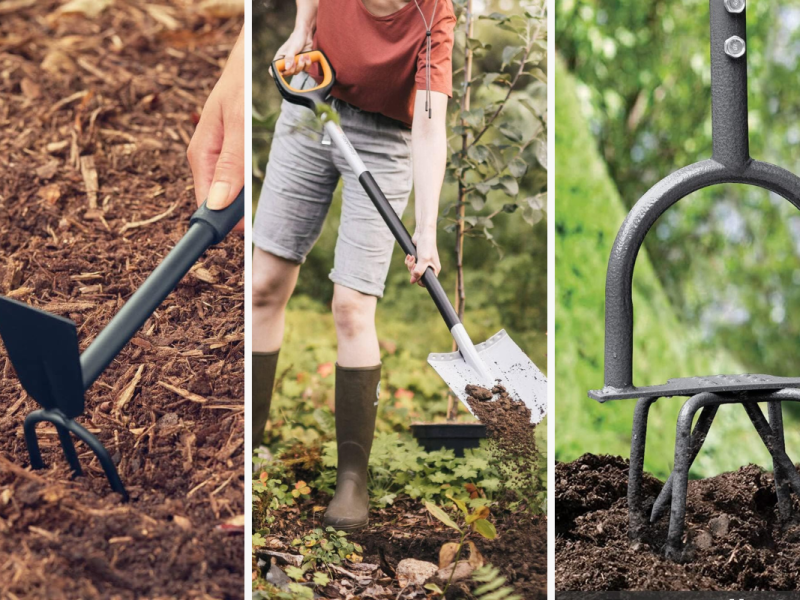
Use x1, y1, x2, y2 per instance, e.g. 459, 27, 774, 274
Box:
0, 296, 85, 418
428, 330, 547, 424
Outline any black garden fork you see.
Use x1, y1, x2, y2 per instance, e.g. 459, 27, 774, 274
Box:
590, 0, 800, 561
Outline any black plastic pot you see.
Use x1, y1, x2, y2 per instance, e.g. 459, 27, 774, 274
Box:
410, 423, 487, 457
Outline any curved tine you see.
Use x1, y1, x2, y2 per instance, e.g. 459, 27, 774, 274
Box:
650, 405, 719, 523
665, 392, 741, 560
768, 402, 792, 520
628, 397, 658, 540
603, 158, 800, 390
63, 420, 129, 502
55, 425, 83, 477
23, 410, 47, 470
742, 402, 800, 500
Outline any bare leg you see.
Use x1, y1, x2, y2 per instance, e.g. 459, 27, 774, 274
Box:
251, 247, 300, 352
332, 284, 380, 368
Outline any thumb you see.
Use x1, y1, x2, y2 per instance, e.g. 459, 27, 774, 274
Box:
206, 120, 244, 210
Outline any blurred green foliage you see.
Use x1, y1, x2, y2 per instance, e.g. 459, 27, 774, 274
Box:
555, 60, 800, 479
557, 0, 800, 379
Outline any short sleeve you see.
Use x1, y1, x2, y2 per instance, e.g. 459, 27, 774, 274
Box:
416, 3, 456, 97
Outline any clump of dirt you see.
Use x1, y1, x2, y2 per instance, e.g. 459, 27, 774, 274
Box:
466, 385, 540, 498
0, 2, 244, 598
556, 454, 800, 591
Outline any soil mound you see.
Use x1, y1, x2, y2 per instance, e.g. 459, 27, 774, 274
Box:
556, 454, 800, 591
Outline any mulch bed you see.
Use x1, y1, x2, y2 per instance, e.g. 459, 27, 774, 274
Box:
257, 496, 547, 599
0, 1, 244, 598
556, 454, 800, 591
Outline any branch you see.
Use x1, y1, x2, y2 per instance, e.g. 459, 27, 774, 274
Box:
467, 5, 547, 150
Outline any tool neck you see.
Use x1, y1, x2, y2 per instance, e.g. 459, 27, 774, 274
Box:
79, 222, 215, 388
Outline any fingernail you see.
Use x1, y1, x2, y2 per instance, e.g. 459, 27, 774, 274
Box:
207, 181, 231, 210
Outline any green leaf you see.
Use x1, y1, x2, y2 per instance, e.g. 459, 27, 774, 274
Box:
468, 144, 491, 164
424, 501, 462, 533
498, 175, 519, 197
508, 158, 528, 178
473, 518, 497, 539
285, 566, 306, 581
312, 572, 330, 586
447, 494, 469, 516
425, 582, 444, 594
502, 203, 519, 213
498, 124, 523, 143
502, 45, 523, 68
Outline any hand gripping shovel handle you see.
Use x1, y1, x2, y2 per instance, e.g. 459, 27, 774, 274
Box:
80, 189, 244, 387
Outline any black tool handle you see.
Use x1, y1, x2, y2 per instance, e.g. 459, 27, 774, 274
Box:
80, 189, 244, 388
358, 172, 461, 330
190, 188, 245, 243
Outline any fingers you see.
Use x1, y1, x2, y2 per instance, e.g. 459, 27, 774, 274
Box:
405, 254, 441, 287
206, 110, 245, 211
187, 103, 222, 208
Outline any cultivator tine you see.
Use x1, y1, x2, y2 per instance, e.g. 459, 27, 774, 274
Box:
627, 397, 657, 540
23, 407, 128, 501
650, 405, 718, 523
743, 403, 800, 501
768, 402, 793, 521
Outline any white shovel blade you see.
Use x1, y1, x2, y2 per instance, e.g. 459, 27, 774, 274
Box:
427, 329, 547, 424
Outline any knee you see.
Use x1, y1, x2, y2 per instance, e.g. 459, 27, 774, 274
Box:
332, 291, 374, 338
252, 269, 288, 311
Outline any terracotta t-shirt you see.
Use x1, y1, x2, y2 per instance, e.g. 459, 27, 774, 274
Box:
312, 0, 455, 127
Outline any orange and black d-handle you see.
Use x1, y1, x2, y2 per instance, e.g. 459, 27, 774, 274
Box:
271, 50, 336, 111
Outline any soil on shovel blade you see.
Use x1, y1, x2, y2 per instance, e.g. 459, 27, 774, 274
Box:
0, 2, 244, 598
556, 454, 800, 591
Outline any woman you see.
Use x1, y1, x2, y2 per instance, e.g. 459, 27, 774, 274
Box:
253, 0, 455, 530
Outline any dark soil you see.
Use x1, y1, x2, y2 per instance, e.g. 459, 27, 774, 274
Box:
258, 495, 547, 599
556, 454, 800, 591
0, 2, 243, 598
466, 385, 541, 497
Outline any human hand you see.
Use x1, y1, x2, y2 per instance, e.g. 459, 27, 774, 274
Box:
405, 229, 441, 287
187, 27, 244, 232
272, 26, 314, 77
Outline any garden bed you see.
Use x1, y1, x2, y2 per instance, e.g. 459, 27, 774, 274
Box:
556, 454, 800, 591
0, 2, 244, 598
255, 495, 547, 599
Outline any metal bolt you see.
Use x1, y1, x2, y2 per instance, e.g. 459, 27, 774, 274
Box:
723, 0, 745, 14
724, 36, 746, 58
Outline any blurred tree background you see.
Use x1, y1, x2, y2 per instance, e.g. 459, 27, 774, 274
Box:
556, 0, 800, 479
252, 0, 547, 445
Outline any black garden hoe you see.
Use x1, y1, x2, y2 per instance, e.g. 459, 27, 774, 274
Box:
0, 190, 244, 501
271, 50, 547, 424
591, 0, 800, 561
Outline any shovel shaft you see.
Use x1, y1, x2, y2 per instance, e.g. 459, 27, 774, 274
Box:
359, 171, 461, 330
80, 190, 244, 388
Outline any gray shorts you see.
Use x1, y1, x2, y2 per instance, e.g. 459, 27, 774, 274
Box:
253, 73, 413, 298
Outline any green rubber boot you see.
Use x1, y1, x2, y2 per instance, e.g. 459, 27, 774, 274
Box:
252, 350, 279, 450
323, 363, 381, 531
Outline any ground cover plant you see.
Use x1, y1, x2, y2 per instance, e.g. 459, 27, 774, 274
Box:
0, 2, 244, 597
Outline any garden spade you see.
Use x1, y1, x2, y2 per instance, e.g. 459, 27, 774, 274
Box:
272, 51, 547, 424
0, 190, 244, 499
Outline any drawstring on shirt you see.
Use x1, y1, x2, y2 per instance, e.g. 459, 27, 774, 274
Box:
414, 0, 439, 119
